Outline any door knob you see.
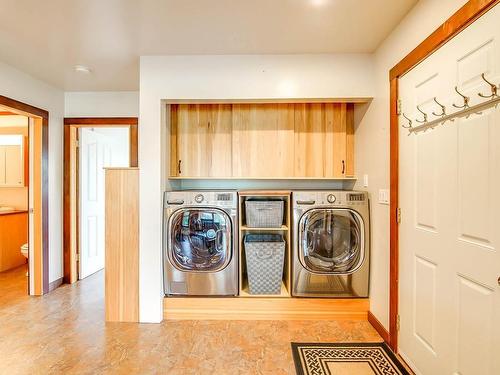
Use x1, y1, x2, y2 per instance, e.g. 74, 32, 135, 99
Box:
498, 276, 500, 286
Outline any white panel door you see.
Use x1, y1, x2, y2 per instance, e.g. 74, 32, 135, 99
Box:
398, 5, 500, 375
79, 128, 129, 279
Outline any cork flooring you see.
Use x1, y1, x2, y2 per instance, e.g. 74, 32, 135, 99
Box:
0, 266, 382, 374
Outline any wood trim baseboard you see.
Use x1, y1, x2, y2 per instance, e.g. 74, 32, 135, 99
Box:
388, 0, 500, 353
48, 277, 63, 292
368, 311, 390, 344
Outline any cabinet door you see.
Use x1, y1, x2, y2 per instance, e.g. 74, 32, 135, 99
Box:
294, 103, 354, 178
232, 103, 295, 177
173, 104, 232, 177
0, 146, 5, 185
331, 103, 354, 177
4, 145, 24, 186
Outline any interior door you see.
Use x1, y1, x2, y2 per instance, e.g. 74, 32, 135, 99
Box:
398, 6, 500, 375
79, 127, 130, 279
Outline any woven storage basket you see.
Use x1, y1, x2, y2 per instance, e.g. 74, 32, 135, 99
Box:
245, 200, 284, 228
244, 234, 285, 295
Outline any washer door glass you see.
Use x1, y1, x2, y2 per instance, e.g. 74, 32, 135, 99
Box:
299, 208, 364, 274
169, 208, 231, 272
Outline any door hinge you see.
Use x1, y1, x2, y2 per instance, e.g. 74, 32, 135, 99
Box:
397, 315, 401, 331
396, 207, 402, 224
76, 253, 80, 263
75, 140, 80, 148
396, 99, 402, 115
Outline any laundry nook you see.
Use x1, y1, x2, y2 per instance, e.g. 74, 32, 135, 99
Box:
1, 1, 500, 374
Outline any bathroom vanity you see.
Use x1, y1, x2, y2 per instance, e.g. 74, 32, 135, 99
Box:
0, 210, 28, 272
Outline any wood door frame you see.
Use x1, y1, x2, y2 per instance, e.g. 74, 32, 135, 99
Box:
388, 0, 500, 352
0, 95, 49, 295
63, 117, 138, 283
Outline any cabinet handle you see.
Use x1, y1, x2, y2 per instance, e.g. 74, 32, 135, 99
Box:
341, 160, 345, 175
178, 160, 182, 175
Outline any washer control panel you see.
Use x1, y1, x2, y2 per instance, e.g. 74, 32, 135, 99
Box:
327, 194, 336, 204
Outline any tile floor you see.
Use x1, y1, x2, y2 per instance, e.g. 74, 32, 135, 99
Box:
0, 266, 381, 374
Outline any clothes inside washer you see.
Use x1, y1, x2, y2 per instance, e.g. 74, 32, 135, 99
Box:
303, 210, 361, 273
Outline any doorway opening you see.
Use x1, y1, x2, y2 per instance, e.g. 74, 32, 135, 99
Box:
0, 96, 49, 298
63, 118, 138, 283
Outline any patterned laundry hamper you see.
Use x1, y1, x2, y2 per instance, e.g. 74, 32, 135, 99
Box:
245, 200, 284, 228
244, 234, 285, 295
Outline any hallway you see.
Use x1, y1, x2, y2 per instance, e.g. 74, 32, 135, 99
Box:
0, 269, 381, 374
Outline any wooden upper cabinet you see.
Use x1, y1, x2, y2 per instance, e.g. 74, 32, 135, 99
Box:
170, 104, 232, 177
294, 103, 354, 178
169, 102, 354, 179
232, 104, 294, 177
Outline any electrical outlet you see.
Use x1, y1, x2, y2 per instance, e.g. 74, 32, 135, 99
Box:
378, 189, 390, 205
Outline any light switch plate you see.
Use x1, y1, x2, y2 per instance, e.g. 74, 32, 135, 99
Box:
363, 174, 369, 187
378, 189, 390, 205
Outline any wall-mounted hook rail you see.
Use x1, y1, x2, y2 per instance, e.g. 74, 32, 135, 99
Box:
415, 105, 428, 123
400, 113, 413, 129
409, 94, 500, 134
453, 86, 469, 109
432, 97, 446, 117
478, 73, 498, 98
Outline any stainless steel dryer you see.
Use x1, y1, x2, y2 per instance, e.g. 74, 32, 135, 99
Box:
163, 191, 238, 296
292, 191, 370, 297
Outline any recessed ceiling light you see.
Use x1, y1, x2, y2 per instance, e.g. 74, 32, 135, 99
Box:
74, 65, 92, 74
311, 0, 328, 6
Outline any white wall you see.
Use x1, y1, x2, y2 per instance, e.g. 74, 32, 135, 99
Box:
64, 91, 139, 117
354, 0, 468, 330
139, 53, 375, 322
0, 60, 65, 283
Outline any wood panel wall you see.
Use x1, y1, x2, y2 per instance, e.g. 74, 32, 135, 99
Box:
105, 168, 139, 322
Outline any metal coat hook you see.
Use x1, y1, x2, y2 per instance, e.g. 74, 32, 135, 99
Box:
432, 97, 446, 117
415, 105, 428, 123
401, 113, 413, 129
453, 86, 470, 109
478, 73, 498, 98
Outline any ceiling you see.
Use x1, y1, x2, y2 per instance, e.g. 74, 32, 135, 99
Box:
0, 0, 417, 91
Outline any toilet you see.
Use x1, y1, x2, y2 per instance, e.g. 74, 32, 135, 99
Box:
20, 243, 28, 276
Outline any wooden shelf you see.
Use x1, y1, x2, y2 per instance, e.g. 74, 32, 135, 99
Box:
238, 191, 292, 300
240, 225, 288, 231
240, 281, 290, 298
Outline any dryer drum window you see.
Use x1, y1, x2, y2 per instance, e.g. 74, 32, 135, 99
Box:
168, 208, 232, 272
299, 209, 364, 274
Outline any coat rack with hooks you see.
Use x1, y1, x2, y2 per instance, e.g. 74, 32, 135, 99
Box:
400, 73, 500, 134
